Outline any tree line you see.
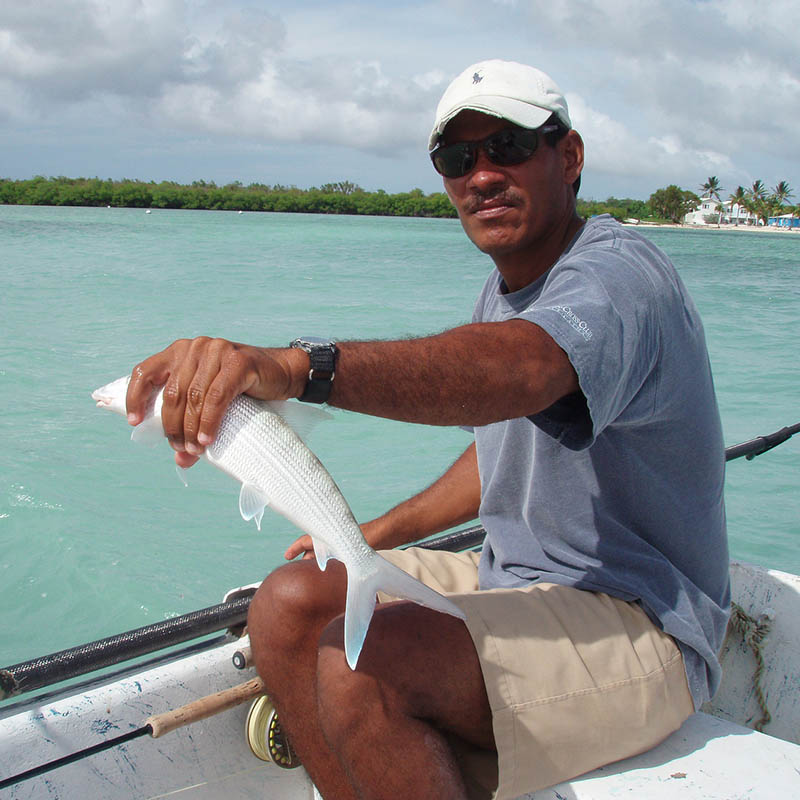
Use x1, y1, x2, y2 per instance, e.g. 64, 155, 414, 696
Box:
0, 176, 457, 218
0, 175, 652, 222
1, 175, 794, 226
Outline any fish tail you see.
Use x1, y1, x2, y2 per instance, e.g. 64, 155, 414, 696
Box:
342, 553, 466, 670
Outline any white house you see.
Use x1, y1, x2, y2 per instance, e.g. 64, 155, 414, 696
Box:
683, 195, 759, 226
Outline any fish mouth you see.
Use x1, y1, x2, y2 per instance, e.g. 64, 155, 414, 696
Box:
91, 389, 111, 406
91, 375, 132, 409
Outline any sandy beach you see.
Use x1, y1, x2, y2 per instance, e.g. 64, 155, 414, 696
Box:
623, 221, 799, 234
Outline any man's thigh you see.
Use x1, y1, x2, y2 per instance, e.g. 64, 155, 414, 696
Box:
380, 547, 694, 799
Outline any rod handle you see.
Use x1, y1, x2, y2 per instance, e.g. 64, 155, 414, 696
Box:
146, 676, 265, 738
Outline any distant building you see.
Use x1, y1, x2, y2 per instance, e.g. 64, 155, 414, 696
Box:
768, 213, 800, 228
683, 195, 758, 226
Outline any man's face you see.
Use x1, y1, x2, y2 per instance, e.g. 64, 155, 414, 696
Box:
440, 110, 580, 265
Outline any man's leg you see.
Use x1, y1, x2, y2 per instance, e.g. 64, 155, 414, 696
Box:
247, 560, 357, 799
247, 560, 494, 800
315, 599, 494, 799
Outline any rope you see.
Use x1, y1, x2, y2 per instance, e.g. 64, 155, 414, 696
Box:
728, 601, 772, 732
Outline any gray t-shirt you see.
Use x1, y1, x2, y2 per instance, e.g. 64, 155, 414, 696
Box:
472, 215, 730, 707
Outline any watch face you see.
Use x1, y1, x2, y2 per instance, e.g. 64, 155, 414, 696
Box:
296, 336, 330, 347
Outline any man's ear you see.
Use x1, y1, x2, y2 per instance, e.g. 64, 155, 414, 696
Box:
560, 130, 584, 188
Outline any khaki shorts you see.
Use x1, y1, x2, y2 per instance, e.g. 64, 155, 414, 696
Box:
378, 547, 694, 800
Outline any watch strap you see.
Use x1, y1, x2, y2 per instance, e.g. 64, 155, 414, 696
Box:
290, 338, 337, 403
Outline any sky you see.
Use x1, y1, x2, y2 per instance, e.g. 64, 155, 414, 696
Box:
1, 0, 798, 201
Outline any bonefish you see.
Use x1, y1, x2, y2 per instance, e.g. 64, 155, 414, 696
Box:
92, 376, 465, 669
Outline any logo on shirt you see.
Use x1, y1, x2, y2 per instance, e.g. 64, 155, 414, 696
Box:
547, 305, 593, 341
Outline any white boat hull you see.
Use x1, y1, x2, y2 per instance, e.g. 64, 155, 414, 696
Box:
0, 637, 313, 799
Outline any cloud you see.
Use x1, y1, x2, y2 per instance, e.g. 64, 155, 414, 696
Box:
0, 1, 187, 101
181, 7, 287, 89
0, 1, 287, 104
0, 2, 441, 151
153, 56, 444, 153
567, 93, 736, 195
0, 0, 797, 195
507, 0, 799, 156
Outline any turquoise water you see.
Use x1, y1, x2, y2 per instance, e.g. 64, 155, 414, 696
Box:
1, 206, 798, 668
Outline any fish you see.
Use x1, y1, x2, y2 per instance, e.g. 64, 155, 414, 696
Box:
91, 375, 466, 669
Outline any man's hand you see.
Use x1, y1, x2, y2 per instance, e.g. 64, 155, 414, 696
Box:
125, 337, 307, 467
285, 534, 316, 561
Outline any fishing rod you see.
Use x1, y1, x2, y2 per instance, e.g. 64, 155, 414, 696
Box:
723, 422, 800, 462
0, 677, 266, 791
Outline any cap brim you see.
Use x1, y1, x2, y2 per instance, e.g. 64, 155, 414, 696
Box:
428, 96, 555, 151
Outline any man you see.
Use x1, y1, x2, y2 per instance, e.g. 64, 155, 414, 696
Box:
126, 60, 729, 799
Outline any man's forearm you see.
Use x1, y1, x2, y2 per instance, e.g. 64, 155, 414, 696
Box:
361, 443, 480, 550
329, 320, 577, 426
123, 320, 577, 464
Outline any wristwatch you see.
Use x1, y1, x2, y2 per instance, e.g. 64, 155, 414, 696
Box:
289, 337, 338, 404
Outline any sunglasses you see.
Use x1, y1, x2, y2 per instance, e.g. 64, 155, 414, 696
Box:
430, 125, 560, 179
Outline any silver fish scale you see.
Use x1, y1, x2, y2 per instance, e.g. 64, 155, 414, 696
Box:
210, 396, 373, 567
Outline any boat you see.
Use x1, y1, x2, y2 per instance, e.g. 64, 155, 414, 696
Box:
1, 425, 799, 799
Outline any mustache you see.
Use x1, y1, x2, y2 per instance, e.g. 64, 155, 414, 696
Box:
463, 188, 523, 214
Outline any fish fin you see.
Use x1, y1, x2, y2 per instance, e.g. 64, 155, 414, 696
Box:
266, 400, 333, 443
343, 569, 379, 670
129, 416, 164, 447
341, 554, 467, 670
311, 536, 331, 571
175, 466, 189, 487
239, 483, 271, 531
371, 553, 466, 621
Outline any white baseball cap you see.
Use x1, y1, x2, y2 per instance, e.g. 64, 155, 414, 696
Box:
428, 60, 571, 151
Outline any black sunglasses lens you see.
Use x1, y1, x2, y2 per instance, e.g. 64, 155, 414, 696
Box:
431, 129, 540, 177
485, 129, 539, 166
433, 143, 476, 178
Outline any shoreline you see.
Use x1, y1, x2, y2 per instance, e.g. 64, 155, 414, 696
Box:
622, 221, 799, 234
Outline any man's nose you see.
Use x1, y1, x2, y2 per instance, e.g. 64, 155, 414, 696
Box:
466, 150, 508, 193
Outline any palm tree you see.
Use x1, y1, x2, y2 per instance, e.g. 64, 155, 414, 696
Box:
701, 176, 722, 201
741, 194, 759, 226
728, 186, 747, 226
744, 181, 767, 226
750, 180, 766, 201
701, 177, 724, 225
773, 181, 793, 205
772, 182, 794, 225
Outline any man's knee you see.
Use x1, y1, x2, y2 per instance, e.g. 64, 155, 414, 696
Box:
314, 604, 438, 723
247, 560, 347, 656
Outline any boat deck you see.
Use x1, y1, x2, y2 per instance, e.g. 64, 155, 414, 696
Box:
529, 711, 800, 799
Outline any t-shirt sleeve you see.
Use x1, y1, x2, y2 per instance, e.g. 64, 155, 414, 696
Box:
517, 251, 661, 449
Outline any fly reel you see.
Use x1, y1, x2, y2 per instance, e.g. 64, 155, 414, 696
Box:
245, 695, 300, 769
